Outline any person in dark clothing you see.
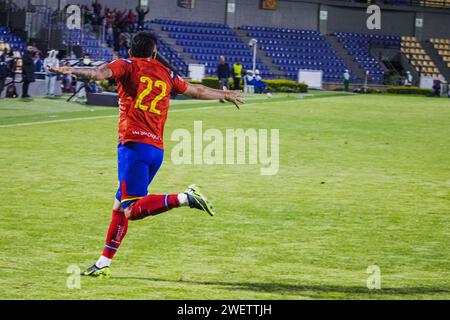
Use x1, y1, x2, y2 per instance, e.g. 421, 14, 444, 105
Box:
21, 45, 35, 98
136, 5, 149, 31
432, 80, 441, 97
0, 53, 10, 97
217, 56, 230, 103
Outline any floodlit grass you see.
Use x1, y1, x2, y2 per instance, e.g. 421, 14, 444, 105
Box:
0, 93, 449, 299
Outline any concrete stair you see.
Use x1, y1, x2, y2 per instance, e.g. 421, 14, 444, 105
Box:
420, 40, 450, 81
234, 29, 284, 78
324, 34, 366, 81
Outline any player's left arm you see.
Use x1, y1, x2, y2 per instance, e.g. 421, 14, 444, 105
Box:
47, 63, 113, 80
183, 83, 244, 109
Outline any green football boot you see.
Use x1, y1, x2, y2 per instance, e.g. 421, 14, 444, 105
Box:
80, 264, 111, 279
185, 184, 216, 216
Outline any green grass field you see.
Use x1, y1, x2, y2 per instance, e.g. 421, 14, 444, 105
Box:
0, 92, 449, 299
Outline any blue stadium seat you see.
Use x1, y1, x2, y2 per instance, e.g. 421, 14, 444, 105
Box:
154, 19, 272, 77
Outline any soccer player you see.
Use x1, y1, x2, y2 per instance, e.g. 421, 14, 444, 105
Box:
48, 32, 244, 278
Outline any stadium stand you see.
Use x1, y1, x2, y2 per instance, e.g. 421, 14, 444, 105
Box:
111, 23, 189, 76
0, 26, 25, 52
381, 0, 450, 7
401, 36, 443, 78
152, 19, 272, 78
0, 26, 26, 72
429, 38, 450, 68
241, 25, 358, 83
150, 36, 189, 76
1, 2, 449, 91
420, 0, 450, 8
334, 32, 401, 84
61, 26, 113, 61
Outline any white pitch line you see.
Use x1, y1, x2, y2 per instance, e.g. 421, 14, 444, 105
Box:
0, 115, 118, 128
0, 99, 295, 128
0, 105, 224, 128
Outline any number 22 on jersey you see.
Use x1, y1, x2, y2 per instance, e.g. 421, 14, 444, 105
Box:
135, 76, 167, 115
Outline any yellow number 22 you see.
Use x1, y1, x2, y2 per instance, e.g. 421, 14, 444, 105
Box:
135, 76, 167, 115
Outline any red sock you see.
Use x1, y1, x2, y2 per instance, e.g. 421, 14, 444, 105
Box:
102, 209, 129, 259
128, 194, 179, 220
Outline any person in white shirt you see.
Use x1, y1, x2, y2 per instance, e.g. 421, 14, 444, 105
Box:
254, 69, 263, 82
244, 70, 255, 84
44, 50, 59, 96
253, 69, 269, 95
404, 71, 413, 87
343, 69, 350, 92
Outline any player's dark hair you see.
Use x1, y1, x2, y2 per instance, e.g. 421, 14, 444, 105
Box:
130, 32, 158, 58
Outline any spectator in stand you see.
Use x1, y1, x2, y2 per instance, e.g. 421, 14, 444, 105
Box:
105, 6, 115, 45
81, 5, 94, 32
217, 56, 230, 103
61, 60, 74, 94
112, 9, 128, 51
232, 59, 243, 90
128, 9, 136, 32
34, 51, 44, 73
21, 44, 35, 98
74, 53, 93, 100
69, 50, 77, 59
92, 1, 103, 25
5, 46, 14, 58
136, 5, 149, 31
0, 53, 10, 97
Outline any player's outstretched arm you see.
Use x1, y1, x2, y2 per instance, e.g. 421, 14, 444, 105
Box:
184, 83, 244, 109
47, 63, 113, 81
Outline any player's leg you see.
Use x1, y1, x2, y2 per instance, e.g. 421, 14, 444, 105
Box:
97, 198, 129, 265
82, 142, 216, 278
122, 143, 179, 220
81, 144, 129, 278
80, 199, 127, 278
98, 143, 130, 265
123, 143, 216, 220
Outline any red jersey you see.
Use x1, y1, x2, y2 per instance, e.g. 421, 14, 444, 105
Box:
108, 58, 188, 149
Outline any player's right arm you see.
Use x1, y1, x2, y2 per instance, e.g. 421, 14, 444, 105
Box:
183, 83, 244, 109
47, 59, 131, 81
47, 63, 113, 80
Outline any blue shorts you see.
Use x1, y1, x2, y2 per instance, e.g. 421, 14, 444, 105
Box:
115, 142, 164, 209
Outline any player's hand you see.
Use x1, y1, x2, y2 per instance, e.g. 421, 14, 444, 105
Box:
224, 89, 244, 110
47, 65, 73, 75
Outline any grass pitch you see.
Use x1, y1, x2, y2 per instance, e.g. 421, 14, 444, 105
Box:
0, 92, 449, 299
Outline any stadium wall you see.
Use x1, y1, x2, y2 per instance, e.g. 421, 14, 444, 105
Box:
145, 0, 227, 24
14, 0, 450, 38
234, 1, 318, 29
422, 12, 450, 38
326, 6, 416, 36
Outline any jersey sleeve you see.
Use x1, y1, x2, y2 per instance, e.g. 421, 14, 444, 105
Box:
107, 59, 131, 80
171, 72, 188, 94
